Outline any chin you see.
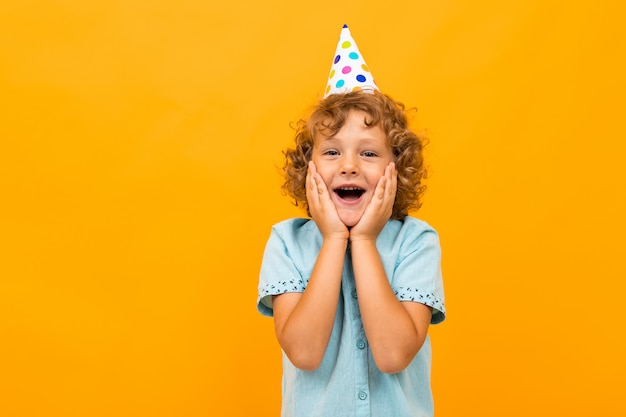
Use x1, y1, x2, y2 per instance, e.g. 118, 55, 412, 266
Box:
338, 211, 363, 228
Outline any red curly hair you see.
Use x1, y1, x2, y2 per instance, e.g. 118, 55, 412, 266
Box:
282, 90, 428, 220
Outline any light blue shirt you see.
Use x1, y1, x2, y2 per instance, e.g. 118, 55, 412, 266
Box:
257, 217, 446, 417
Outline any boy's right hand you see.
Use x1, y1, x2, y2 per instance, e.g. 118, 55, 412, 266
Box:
306, 161, 349, 241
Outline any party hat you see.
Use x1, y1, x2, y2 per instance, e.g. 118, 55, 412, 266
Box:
324, 24, 379, 98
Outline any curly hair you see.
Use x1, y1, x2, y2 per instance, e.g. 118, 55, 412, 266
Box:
282, 90, 428, 220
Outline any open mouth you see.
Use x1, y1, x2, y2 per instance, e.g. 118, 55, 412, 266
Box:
334, 186, 365, 202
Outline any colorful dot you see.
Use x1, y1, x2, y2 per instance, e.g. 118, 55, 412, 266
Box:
329, 69, 335, 79
336, 79, 345, 88
361, 64, 369, 72
349, 52, 359, 59
352, 86, 362, 92
356, 74, 366, 82
326, 85, 331, 94
342, 66, 352, 74
341, 41, 351, 49
334, 55, 341, 64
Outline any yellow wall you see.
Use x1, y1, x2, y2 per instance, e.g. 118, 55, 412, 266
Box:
1, 1, 624, 416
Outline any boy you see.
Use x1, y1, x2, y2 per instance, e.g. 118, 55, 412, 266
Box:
258, 25, 445, 417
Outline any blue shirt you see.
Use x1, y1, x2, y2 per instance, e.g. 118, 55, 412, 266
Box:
257, 217, 446, 417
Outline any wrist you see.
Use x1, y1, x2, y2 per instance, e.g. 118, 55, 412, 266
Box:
323, 233, 350, 243
322, 235, 349, 252
348, 234, 377, 244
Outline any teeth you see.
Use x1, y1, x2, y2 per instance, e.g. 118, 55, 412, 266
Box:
338, 187, 362, 191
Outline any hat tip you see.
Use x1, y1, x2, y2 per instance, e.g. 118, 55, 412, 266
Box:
343, 24, 348, 28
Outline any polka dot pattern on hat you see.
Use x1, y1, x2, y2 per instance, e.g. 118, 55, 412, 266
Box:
324, 25, 379, 98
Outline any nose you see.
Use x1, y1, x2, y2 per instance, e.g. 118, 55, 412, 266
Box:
340, 154, 359, 175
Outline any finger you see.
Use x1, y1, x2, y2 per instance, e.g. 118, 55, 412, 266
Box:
372, 175, 386, 201
378, 163, 392, 200
376, 163, 396, 212
314, 173, 326, 196
309, 162, 333, 200
308, 161, 324, 195
388, 162, 397, 198
380, 162, 396, 200
307, 162, 320, 204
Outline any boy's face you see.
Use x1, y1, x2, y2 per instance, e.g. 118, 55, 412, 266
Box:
312, 110, 394, 227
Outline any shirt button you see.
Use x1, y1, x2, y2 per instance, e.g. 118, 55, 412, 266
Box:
356, 339, 366, 349
358, 390, 368, 400
351, 289, 358, 299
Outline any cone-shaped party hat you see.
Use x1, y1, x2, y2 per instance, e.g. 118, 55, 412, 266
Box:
324, 24, 379, 98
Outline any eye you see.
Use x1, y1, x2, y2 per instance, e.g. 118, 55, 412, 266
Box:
323, 149, 339, 156
362, 151, 378, 158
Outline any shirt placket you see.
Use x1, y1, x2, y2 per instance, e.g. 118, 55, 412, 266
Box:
345, 250, 371, 416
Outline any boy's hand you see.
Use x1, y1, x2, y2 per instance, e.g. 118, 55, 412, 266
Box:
349, 162, 397, 242
306, 161, 349, 241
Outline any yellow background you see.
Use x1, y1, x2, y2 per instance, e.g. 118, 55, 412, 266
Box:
1, 1, 624, 416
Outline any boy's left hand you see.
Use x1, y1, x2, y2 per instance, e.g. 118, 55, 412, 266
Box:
350, 162, 397, 242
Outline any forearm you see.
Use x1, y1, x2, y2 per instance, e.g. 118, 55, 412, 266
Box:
350, 239, 427, 373
274, 237, 348, 370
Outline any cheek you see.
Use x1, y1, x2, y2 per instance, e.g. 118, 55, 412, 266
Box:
369, 165, 389, 180
316, 169, 334, 185
310, 153, 323, 166
311, 159, 331, 176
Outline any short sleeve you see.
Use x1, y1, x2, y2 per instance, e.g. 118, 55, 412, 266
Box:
257, 227, 307, 317
392, 228, 446, 324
